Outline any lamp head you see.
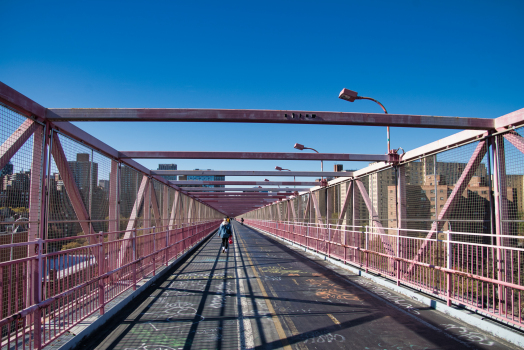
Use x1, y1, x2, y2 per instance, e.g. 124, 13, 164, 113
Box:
275, 166, 283, 171
339, 88, 359, 102
264, 179, 270, 181
294, 143, 305, 150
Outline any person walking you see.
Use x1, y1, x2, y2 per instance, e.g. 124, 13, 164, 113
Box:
217, 217, 232, 253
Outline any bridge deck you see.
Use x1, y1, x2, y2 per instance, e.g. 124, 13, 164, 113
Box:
78, 222, 516, 350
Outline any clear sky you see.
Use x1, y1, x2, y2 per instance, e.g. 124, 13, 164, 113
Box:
2, 0, 523, 185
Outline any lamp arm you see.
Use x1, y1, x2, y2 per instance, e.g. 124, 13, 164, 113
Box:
357, 96, 388, 114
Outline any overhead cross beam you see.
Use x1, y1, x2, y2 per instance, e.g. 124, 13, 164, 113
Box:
171, 180, 319, 186
47, 108, 494, 130
190, 196, 287, 199
156, 170, 351, 177
119, 151, 391, 162
179, 187, 299, 192
188, 191, 288, 194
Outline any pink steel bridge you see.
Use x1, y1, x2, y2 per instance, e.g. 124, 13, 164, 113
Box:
0, 80, 523, 348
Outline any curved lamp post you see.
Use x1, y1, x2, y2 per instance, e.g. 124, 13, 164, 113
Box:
293, 143, 323, 181
338, 88, 390, 153
275, 166, 295, 188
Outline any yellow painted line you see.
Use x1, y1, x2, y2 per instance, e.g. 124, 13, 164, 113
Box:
327, 313, 341, 326
238, 233, 292, 350
281, 315, 308, 350
259, 251, 307, 350
292, 278, 299, 286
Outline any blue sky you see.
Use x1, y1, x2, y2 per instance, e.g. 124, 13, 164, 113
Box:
1, 0, 523, 184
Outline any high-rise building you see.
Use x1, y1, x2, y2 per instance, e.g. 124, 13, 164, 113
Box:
158, 164, 177, 181
120, 165, 140, 220
99, 179, 110, 192
179, 169, 225, 191
67, 153, 98, 207
386, 161, 495, 234
0, 162, 14, 177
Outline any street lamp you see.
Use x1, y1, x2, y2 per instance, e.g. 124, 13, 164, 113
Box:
293, 143, 323, 180
275, 166, 295, 187
338, 88, 390, 153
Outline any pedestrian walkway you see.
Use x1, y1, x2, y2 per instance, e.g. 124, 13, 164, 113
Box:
77, 222, 518, 350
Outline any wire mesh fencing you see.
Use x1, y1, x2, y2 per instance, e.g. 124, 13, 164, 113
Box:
244, 128, 524, 328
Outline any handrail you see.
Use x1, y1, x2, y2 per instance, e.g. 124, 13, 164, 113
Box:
246, 219, 524, 329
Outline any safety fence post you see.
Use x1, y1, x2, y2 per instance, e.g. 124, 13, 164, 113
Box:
446, 230, 452, 306
98, 232, 105, 315
133, 228, 137, 291
166, 227, 170, 266
365, 226, 369, 273
328, 224, 331, 258
33, 238, 43, 350
396, 227, 400, 286
153, 227, 156, 276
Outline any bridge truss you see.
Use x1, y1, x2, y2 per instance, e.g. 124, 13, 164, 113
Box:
0, 80, 523, 348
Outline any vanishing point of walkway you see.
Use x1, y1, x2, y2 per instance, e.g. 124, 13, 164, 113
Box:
77, 222, 517, 350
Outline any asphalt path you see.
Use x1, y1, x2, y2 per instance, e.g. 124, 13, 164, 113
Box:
77, 221, 518, 350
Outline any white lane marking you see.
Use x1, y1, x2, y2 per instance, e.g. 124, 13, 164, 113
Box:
233, 224, 255, 349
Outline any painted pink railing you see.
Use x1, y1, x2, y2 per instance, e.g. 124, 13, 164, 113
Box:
246, 219, 524, 329
0, 220, 220, 349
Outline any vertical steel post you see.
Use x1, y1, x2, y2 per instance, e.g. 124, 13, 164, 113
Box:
491, 137, 504, 312
446, 230, 452, 306
153, 227, 157, 276
43, 128, 54, 242
28, 123, 46, 309
98, 232, 105, 315
396, 166, 400, 286
326, 187, 331, 257
365, 226, 369, 273
165, 226, 170, 266
89, 149, 94, 233
33, 238, 44, 349
132, 228, 137, 291
109, 160, 120, 235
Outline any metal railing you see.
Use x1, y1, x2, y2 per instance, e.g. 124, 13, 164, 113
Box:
246, 219, 524, 328
0, 220, 220, 349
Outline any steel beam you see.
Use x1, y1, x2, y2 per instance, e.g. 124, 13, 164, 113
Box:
194, 198, 286, 201
47, 108, 494, 130
0, 82, 220, 214
0, 81, 46, 118
309, 191, 324, 226
120, 151, 390, 162
150, 182, 162, 227
51, 133, 97, 244
118, 176, 149, 266
187, 192, 287, 196
171, 180, 319, 186
195, 198, 285, 202
355, 180, 395, 256
155, 170, 352, 177
201, 200, 278, 204
336, 182, 353, 227
503, 131, 524, 154
168, 191, 180, 229
0, 119, 39, 170
28, 124, 45, 243
494, 108, 524, 130
180, 187, 299, 192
